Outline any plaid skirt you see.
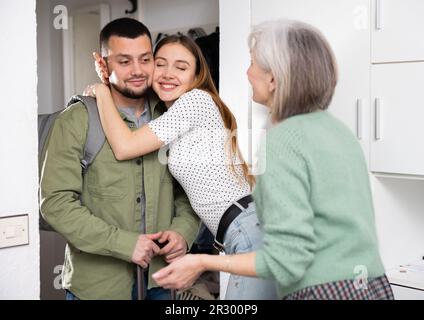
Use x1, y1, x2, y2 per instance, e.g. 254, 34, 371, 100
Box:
283, 275, 394, 300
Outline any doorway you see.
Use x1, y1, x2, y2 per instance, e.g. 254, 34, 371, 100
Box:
63, 4, 110, 101
37, 0, 111, 300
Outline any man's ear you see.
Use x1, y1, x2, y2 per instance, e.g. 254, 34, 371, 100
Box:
93, 51, 110, 84
94, 52, 108, 70
102, 57, 110, 75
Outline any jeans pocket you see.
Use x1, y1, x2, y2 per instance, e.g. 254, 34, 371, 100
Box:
224, 225, 252, 254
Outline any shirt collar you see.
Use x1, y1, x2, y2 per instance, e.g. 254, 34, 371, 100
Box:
118, 100, 150, 121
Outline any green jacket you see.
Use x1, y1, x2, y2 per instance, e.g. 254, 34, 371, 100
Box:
40, 98, 200, 300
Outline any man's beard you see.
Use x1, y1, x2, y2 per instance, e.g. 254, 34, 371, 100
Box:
111, 82, 148, 99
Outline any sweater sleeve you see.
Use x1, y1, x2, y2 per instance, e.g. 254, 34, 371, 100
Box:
254, 126, 316, 288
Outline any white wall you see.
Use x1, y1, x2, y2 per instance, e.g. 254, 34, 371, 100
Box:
0, 0, 40, 300
37, 0, 64, 114
138, 0, 219, 34
218, 0, 251, 298
219, 0, 255, 167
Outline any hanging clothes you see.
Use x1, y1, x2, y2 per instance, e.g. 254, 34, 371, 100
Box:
195, 28, 220, 91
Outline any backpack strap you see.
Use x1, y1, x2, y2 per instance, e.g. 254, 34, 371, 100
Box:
38, 111, 61, 155
67, 95, 106, 174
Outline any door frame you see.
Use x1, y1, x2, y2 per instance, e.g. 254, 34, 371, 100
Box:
62, 4, 111, 104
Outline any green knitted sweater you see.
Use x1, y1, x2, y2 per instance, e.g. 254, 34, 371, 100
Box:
254, 111, 385, 298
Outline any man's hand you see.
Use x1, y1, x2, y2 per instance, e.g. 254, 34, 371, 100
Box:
131, 232, 162, 268
93, 52, 110, 85
157, 230, 188, 263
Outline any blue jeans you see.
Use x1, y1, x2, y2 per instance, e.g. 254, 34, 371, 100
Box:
131, 270, 172, 300
223, 202, 278, 300
65, 290, 79, 300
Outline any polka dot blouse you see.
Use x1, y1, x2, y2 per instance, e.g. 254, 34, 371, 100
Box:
148, 89, 250, 236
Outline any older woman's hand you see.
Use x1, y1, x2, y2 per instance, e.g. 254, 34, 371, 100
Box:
152, 254, 205, 290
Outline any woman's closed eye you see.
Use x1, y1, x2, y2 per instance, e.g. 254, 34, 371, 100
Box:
175, 63, 188, 71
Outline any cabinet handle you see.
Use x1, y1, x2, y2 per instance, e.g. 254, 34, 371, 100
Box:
376, 0, 382, 30
374, 98, 381, 140
356, 99, 363, 140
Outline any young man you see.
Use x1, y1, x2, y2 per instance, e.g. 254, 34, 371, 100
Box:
40, 18, 200, 300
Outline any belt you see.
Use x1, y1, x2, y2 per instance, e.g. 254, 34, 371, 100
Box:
214, 195, 253, 252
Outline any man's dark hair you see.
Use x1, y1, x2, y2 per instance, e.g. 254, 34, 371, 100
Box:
100, 18, 152, 55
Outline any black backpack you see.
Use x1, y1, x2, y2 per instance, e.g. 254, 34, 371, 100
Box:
38, 95, 105, 231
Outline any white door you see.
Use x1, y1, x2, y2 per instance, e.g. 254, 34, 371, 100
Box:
73, 12, 102, 95
371, 0, 424, 63
251, 0, 372, 158
370, 62, 424, 175
63, 4, 111, 103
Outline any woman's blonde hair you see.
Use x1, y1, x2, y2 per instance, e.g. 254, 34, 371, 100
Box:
248, 19, 338, 123
155, 35, 255, 188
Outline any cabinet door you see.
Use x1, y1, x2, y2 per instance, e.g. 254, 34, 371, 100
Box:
391, 285, 424, 300
251, 0, 371, 158
371, 0, 424, 63
370, 62, 424, 175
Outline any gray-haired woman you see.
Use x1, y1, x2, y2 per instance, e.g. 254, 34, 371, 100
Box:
151, 19, 394, 300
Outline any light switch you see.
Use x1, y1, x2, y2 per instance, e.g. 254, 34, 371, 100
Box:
5, 226, 16, 239
0, 214, 29, 249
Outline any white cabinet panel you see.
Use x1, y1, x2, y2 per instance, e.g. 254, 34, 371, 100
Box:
371, 0, 424, 63
391, 285, 424, 300
371, 62, 424, 175
251, 0, 371, 157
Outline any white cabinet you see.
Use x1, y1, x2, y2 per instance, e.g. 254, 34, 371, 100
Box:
369, 0, 424, 176
370, 62, 424, 175
391, 285, 424, 300
387, 264, 424, 300
371, 0, 424, 63
251, 0, 371, 156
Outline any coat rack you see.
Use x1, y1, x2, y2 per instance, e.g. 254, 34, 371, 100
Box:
125, 0, 138, 14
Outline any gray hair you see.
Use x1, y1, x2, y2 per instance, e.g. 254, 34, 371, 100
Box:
248, 19, 338, 123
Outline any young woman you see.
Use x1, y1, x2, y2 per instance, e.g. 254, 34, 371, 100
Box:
89, 35, 278, 300
150, 20, 394, 300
